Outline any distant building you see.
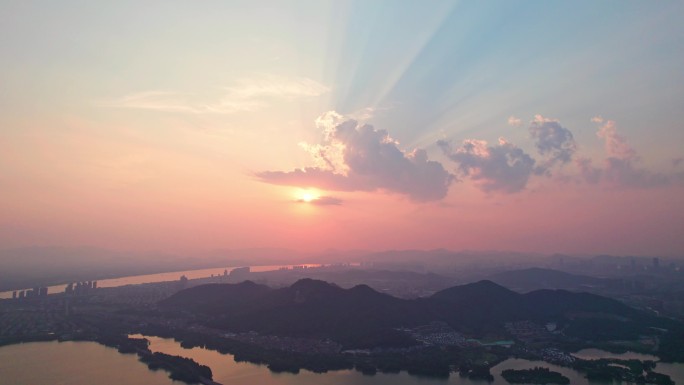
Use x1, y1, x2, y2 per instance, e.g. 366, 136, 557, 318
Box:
228, 267, 251, 282
12, 291, 16, 299
39, 287, 48, 296
92, 281, 97, 289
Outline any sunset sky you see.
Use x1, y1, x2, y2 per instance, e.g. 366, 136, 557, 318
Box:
2, 1, 683, 256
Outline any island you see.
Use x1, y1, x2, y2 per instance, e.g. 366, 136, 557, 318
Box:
501, 367, 570, 384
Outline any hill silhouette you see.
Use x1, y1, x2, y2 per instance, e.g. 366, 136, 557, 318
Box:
160, 279, 665, 348
488, 268, 614, 292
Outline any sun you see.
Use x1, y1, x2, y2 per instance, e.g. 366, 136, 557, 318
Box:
296, 189, 320, 203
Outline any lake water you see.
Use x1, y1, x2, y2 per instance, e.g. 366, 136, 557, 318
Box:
0, 264, 320, 299
0, 340, 177, 385
1, 339, 682, 385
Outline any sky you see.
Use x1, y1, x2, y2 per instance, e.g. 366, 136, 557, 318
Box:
1, 1, 683, 257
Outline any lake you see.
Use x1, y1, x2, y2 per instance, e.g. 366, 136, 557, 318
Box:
3, 337, 680, 385
0, 340, 176, 385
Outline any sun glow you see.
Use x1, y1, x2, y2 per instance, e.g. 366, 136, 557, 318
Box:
295, 189, 320, 203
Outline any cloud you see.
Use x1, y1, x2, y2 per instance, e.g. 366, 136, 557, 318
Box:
99, 75, 329, 114
579, 118, 670, 188
596, 119, 638, 160
99, 91, 210, 113
257, 112, 454, 201
438, 137, 537, 193
261, 113, 680, 200
576, 157, 602, 184
296, 196, 343, 206
507, 116, 522, 127
529, 115, 577, 167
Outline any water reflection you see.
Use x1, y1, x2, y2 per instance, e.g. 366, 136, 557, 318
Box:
136, 334, 485, 385
139, 334, 684, 385
0, 340, 176, 385
1, 338, 682, 385
570, 348, 684, 383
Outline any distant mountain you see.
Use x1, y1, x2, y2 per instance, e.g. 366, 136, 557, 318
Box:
163, 278, 428, 348
523, 289, 641, 319
487, 268, 616, 293
361, 249, 546, 269
247, 268, 458, 298
160, 279, 668, 349
432, 279, 520, 303
158, 281, 273, 316
430, 280, 530, 331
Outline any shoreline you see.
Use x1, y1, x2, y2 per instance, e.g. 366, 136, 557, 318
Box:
1, 333, 681, 385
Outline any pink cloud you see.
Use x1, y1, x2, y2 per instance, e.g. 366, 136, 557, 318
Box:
580, 118, 670, 188
257, 112, 454, 201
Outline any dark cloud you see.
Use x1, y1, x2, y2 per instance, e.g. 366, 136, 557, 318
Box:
603, 157, 670, 187
438, 137, 537, 193
257, 112, 454, 202
304, 196, 343, 206
257, 168, 360, 191
529, 115, 577, 166
576, 157, 602, 184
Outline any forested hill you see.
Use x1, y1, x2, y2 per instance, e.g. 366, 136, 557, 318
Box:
159, 279, 676, 349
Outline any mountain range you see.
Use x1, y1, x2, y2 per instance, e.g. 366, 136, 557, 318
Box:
160, 279, 671, 349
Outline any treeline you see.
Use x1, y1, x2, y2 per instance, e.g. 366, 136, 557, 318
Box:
134, 323, 508, 379
573, 358, 673, 385
501, 367, 569, 384
93, 332, 213, 384
139, 352, 212, 383
658, 328, 684, 362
